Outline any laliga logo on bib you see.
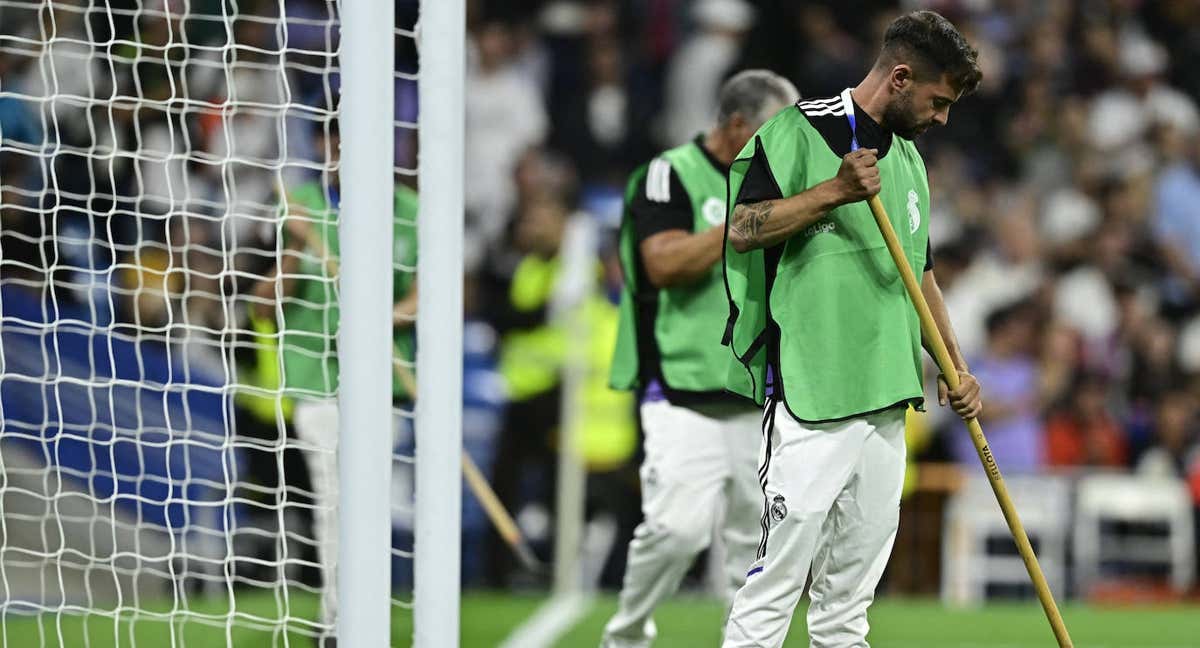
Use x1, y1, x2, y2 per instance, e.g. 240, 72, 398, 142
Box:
702, 197, 726, 226
906, 189, 920, 234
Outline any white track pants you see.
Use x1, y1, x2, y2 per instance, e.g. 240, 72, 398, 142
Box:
602, 400, 763, 648
723, 398, 907, 648
293, 399, 341, 632
292, 399, 405, 635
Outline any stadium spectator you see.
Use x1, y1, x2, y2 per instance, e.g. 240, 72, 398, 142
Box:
952, 301, 1044, 473
465, 18, 549, 252
1039, 322, 1084, 418
659, 0, 754, 145
550, 35, 652, 187
941, 195, 1044, 359
1137, 390, 1199, 481
1045, 372, 1129, 468
791, 5, 863, 99
1088, 33, 1197, 176
1153, 129, 1200, 310
484, 192, 571, 586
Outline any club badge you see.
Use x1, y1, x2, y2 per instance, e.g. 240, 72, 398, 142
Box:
907, 189, 921, 234
770, 494, 788, 523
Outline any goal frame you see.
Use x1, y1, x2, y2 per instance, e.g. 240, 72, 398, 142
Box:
338, 0, 464, 646
412, 0, 464, 647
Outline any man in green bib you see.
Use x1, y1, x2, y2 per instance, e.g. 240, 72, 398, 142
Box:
721, 12, 983, 647
603, 70, 798, 648
252, 124, 417, 647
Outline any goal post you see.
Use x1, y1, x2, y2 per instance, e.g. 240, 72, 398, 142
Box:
337, 1, 395, 647
0, 0, 464, 645
414, 0, 465, 646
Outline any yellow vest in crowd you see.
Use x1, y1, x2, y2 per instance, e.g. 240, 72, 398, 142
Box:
499, 254, 636, 470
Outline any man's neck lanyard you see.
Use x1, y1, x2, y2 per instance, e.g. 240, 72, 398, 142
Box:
841, 87, 859, 152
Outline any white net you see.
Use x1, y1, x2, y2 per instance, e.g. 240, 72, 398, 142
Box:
0, 1, 417, 644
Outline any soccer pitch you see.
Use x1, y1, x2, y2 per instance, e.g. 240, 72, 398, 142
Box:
3, 592, 1198, 647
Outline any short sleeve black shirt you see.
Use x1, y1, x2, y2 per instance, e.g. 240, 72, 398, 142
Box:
627, 136, 744, 407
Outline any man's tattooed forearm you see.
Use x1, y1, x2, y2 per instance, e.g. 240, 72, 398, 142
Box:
731, 201, 773, 244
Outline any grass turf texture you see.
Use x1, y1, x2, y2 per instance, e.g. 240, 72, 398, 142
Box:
2, 592, 1197, 647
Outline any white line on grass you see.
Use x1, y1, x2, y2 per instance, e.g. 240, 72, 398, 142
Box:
499, 591, 595, 648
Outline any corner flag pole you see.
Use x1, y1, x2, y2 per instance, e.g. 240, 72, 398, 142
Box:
864, 193, 1074, 648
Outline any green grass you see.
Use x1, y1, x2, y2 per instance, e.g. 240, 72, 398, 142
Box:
561, 596, 1200, 647
1, 590, 327, 648
3, 591, 1198, 647
0, 591, 544, 648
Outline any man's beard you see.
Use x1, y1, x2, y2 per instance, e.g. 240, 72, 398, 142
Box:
883, 89, 932, 140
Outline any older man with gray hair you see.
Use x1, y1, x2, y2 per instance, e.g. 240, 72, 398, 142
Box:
603, 69, 799, 648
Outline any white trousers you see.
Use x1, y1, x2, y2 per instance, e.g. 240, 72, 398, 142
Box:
292, 399, 341, 632
723, 398, 907, 648
602, 400, 763, 648
292, 399, 406, 634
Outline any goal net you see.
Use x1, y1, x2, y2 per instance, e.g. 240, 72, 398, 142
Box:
0, 1, 435, 645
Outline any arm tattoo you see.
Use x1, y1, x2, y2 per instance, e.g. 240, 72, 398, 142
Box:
731, 201, 774, 246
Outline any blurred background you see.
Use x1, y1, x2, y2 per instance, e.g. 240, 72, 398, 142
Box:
0, 0, 1199, 645
461, 0, 1200, 610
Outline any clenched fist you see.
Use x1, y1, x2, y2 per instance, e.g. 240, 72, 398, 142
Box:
833, 148, 881, 203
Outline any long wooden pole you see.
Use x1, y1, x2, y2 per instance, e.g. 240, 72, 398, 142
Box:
393, 361, 544, 574
866, 194, 1073, 647
460, 450, 545, 573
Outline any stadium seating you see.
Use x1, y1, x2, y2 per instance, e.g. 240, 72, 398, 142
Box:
1073, 473, 1196, 596
942, 474, 1071, 604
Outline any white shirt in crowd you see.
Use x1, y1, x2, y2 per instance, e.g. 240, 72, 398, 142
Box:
465, 59, 548, 227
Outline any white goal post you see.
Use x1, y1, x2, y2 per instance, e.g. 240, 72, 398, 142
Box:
0, 0, 463, 646
413, 0, 465, 646
337, 0, 394, 646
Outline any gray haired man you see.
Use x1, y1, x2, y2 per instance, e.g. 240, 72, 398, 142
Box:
603, 69, 800, 648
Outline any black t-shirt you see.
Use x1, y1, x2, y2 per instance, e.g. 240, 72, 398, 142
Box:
628, 135, 725, 246
736, 95, 933, 271
627, 136, 741, 407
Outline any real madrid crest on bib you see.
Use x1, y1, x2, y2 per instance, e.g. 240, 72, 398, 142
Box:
770, 494, 788, 523
906, 189, 921, 234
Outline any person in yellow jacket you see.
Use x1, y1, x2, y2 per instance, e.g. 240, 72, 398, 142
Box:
488, 194, 638, 585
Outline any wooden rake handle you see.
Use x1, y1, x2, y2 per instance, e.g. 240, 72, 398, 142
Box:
460, 451, 545, 574
394, 361, 544, 574
865, 195, 1073, 647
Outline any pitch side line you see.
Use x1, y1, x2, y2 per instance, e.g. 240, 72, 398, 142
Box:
498, 591, 594, 648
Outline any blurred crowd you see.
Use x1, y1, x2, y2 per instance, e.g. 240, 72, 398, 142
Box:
456, 0, 1200, 491
2, 0, 1200, 590
457, 0, 1200, 589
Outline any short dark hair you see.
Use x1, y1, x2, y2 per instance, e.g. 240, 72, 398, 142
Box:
878, 11, 981, 95
717, 69, 800, 127
984, 299, 1028, 337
